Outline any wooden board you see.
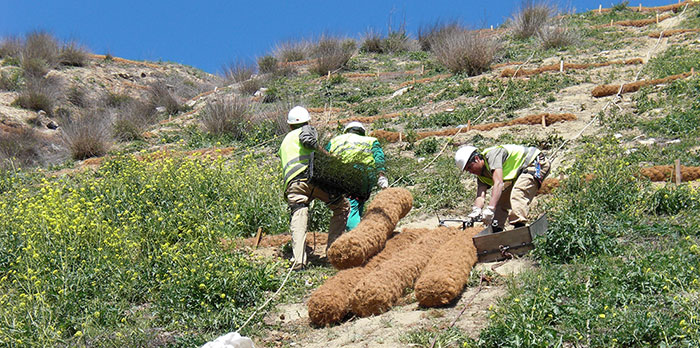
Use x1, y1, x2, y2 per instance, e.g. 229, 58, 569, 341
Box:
472, 214, 548, 263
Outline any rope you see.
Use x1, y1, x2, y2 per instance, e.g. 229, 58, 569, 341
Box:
428, 272, 486, 348
236, 259, 296, 333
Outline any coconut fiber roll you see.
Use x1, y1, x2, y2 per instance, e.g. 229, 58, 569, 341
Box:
327, 187, 412, 269
414, 227, 480, 307
308, 228, 428, 326
350, 227, 461, 317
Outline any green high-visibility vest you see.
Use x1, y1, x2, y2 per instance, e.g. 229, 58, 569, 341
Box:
278, 128, 313, 187
328, 133, 377, 166
477, 145, 540, 186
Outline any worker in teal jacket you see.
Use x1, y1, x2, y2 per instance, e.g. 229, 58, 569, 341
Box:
326, 121, 388, 230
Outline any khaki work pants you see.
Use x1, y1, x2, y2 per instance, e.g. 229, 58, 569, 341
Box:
285, 180, 349, 266
494, 156, 551, 228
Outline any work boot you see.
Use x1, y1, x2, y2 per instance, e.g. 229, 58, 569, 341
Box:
290, 207, 309, 267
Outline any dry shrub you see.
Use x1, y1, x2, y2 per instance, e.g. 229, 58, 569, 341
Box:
253, 103, 290, 136
240, 78, 263, 96
67, 85, 89, 107
327, 187, 413, 269
12, 75, 64, 116
308, 229, 428, 326
59, 41, 90, 67
22, 31, 59, 72
382, 29, 414, 53
418, 20, 462, 51
60, 111, 112, 160
21, 57, 50, 79
221, 60, 256, 85
0, 37, 22, 60
310, 36, 355, 76
433, 28, 500, 75
349, 227, 462, 317
360, 29, 383, 53
147, 81, 181, 115
112, 100, 158, 141
274, 40, 310, 63
0, 127, 44, 168
510, 0, 555, 39
538, 23, 578, 49
414, 227, 480, 307
201, 97, 251, 138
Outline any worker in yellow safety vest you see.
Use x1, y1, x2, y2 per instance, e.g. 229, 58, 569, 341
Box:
278, 106, 350, 270
326, 121, 388, 230
454, 144, 550, 232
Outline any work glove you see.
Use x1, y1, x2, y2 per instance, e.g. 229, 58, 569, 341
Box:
377, 175, 389, 189
482, 206, 495, 225
467, 206, 482, 220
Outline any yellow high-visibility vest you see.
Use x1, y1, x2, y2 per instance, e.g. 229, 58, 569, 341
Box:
278, 128, 313, 187
328, 133, 377, 166
477, 145, 539, 186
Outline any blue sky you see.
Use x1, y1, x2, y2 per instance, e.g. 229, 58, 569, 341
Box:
1, 0, 677, 74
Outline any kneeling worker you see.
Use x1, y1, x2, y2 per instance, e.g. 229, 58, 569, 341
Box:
279, 106, 350, 269
454, 144, 550, 232
327, 121, 388, 230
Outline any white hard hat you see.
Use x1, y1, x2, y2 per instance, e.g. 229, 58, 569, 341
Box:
455, 145, 478, 171
344, 121, 366, 135
287, 106, 311, 125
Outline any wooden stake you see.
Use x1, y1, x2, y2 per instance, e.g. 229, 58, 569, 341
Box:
491, 25, 494, 30
675, 159, 682, 184
610, 19, 614, 26
254, 227, 263, 248
542, 114, 547, 127
656, 13, 659, 24
327, 71, 331, 80
421, 64, 424, 75
560, 59, 564, 72
639, 3, 642, 11
413, 76, 416, 85
467, 119, 471, 131
399, 132, 402, 142
599, 4, 602, 13
692, 67, 695, 76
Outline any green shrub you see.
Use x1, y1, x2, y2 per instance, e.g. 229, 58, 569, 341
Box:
382, 30, 413, 53
645, 46, 700, 79
647, 185, 700, 215
0, 68, 22, 91
415, 137, 440, 156
257, 55, 278, 74
433, 29, 500, 75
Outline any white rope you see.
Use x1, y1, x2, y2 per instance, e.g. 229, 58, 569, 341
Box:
236, 260, 296, 332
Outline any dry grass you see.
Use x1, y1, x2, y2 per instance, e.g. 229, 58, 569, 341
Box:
146, 81, 181, 115
112, 100, 159, 141
418, 20, 462, 51
0, 127, 45, 169
433, 28, 500, 75
510, 0, 556, 39
538, 23, 579, 49
310, 36, 355, 76
257, 55, 278, 74
360, 29, 383, 53
0, 36, 22, 60
274, 39, 310, 62
22, 31, 59, 67
60, 111, 112, 160
200, 97, 251, 139
59, 41, 90, 67
12, 75, 64, 116
221, 60, 256, 85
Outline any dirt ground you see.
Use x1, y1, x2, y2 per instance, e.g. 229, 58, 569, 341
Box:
251, 215, 535, 348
